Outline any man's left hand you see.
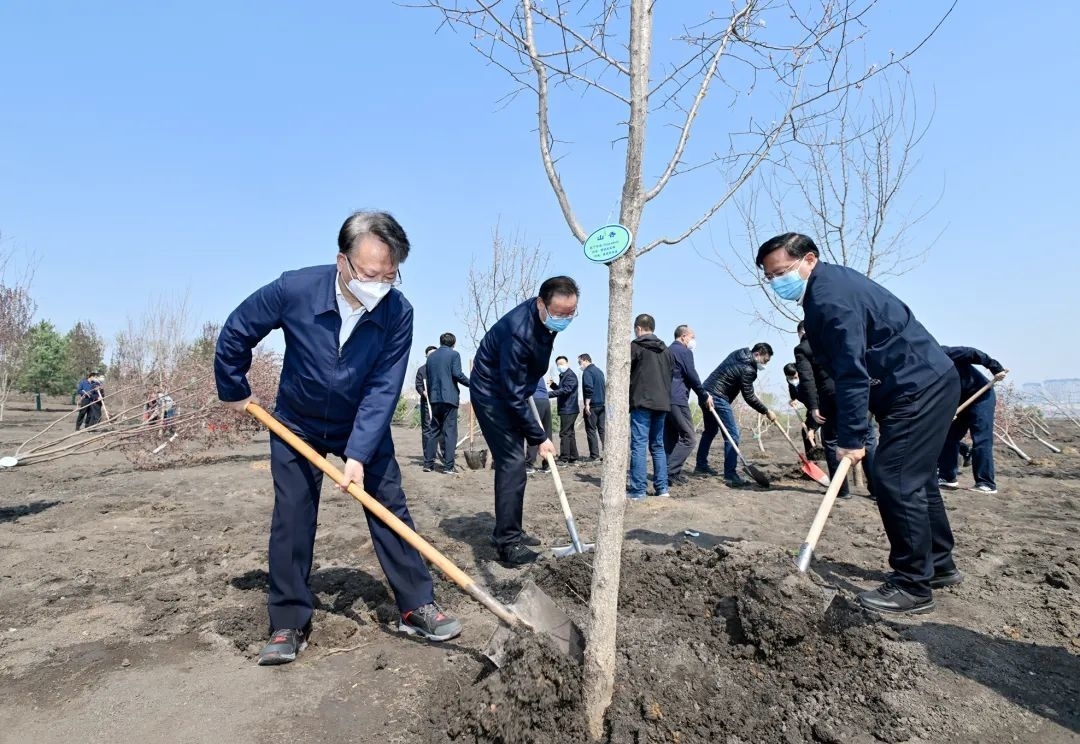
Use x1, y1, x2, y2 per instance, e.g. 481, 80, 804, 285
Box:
338, 458, 365, 493
836, 447, 866, 464
766, 410, 778, 423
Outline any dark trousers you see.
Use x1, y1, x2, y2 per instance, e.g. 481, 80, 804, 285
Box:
420, 398, 433, 458
86, 403, 103, 427
472, 395, 529, 550
696, 397, 739, 479
822, 410, 878, 498
584, 405, 605, 459
267, 428, 433, 632
938, 388, 996, 489
526, 396, 553, 468
425, 402, 459, 469
558, 411, 580, 461
799, 414, 821, 457
872, 369, 961, 597
664, 403, 695, 478
75, 404, 91, 430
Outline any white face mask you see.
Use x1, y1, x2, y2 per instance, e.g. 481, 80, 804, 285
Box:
557, 365, 569, 374
343, 259, 395, 311
686, 338, 697, 351
787, 377, 798, 386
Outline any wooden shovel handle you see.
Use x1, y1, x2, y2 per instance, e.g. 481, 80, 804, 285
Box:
954, 369, 1007, 420
795, 456, 854, 572
244, 402, 519, 626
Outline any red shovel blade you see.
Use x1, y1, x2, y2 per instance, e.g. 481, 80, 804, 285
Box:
798, 454, 831, 487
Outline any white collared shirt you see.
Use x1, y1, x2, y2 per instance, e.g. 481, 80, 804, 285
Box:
335, 274, 366, 349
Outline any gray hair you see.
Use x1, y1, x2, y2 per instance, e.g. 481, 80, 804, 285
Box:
337, 210, 410, 265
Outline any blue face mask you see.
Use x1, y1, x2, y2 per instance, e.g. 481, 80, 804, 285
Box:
543, 303, 574, 333
770, 260, 807, 301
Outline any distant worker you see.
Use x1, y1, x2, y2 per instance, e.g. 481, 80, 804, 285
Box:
548, 355, 580, 465
696, 344, 777, 487
75, 371, 94, 430
525, 377, 553, 475
784, 362, 819, 455
665, 325, 713, 487
578, 354, 606, 461
938, 346, 1007, 494
415, 345, 438, 467
424, 332, 470, 473
627, 313, 673, 501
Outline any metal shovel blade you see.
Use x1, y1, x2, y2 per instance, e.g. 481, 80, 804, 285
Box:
0, 456, 18, 468
798, 456, 831, 487
745, 463, 771, 488
484, 579, 585, 667
551, 542, 595, 558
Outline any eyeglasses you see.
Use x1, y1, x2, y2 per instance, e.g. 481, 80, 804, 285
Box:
346, 257, 402, 286
544, 303, 578, 320
762, 259, 802, 282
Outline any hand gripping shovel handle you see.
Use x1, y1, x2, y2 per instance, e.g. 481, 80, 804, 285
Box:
954, 370, 1007, 420
795, 456, 854, 572
244, 403, 522, 629
528, 397, 586, 553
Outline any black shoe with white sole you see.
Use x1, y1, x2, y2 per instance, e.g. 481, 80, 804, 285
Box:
258, 628, 307, 666
857, 582, 935, 615
398, 603, 462, 642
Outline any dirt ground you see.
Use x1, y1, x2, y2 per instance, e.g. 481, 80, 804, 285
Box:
1, 406, 1077, 744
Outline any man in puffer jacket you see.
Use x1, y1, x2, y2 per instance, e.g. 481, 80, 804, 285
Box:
627, 314, 673, 501
695, 343, 777, 487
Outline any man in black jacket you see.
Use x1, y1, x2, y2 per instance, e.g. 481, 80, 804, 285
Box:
938, 346, 1006, 494
471, 276, 578, 565
628, 314, 673, 500
758, 232, 961, 615
793, 321, 877, 500
548, 355, 581, 464
415, 345, 438, 466
784, 362, 819, 456
666, 325, 713, 486
696, 344, 777, 487
424, 333, 470, 473
578, 353, 606, 461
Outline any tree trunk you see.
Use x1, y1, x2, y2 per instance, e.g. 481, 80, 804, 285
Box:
583, 1, 650, 738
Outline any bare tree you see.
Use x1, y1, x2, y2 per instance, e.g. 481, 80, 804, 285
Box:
0, 242, 37, 421
460, 221, 550, 350
110, 292, 194, 408
417, 1, 953, 734
994, 383, 1032, 462
728, 75, 943, 328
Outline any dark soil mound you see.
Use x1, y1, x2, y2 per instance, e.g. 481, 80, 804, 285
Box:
426, 541, 952, 744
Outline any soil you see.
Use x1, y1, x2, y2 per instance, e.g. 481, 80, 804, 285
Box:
1, 405, 1078, 743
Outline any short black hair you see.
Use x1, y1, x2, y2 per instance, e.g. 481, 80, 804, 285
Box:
439, 332, 456, 348
555, 355, 569, 364
425, 345, 437, 355
796, 320, 805, 334
751, 342, 774, 357
538, 276, 580, 304
783, 363, 797, 377
673, 324, 689, 340
634, 313, 655, 332
578, 353, 592, 364
338, 210, 410, 265
755, 232, 819, 268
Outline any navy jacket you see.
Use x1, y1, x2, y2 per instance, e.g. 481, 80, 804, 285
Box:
471, 297, 556, 445
426, 345, 470, 406
215, 264, 411, 463
802, 262, 953, 448
533, 377, 549, 399
76, 378, 93, 405
703, 348, 769, 415
669, 341, 706, 406
581, 364, 606, 407
549, 368, 580, 415
942, 345, 1004, 401
415, 364, 428, 399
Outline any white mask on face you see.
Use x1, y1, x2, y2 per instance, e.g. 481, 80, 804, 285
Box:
557, 364, 569, 374
686, 338, 697, 351
344, 259, 395, 311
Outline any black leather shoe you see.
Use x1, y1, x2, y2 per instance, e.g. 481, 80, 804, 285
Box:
498, 543, 539, 566
929, 568, 964, 589
489, 532, 542, 548
694, 466, 719, 477
857, 582, 935, 615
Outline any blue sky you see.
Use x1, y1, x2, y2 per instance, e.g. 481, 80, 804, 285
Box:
0, 2, 1072, 400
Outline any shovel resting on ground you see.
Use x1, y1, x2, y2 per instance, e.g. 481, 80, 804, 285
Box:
244, 402, 583, 666
771, 419, 831, 488
528, 397, 594, 557
794, 455, 854, 572
709, 408, 771, 487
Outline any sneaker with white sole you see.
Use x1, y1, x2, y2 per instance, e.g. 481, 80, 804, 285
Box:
398, 603, 462, 642
938, 478, 959, 489
258, 628, 307, 666
971, 484, 998, 494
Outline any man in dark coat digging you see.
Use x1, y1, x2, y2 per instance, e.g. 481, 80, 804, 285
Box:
215, 210, 461, 665
937, 345, 1007, 494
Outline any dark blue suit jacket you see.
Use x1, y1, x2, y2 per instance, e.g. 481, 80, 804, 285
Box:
426, 345, 469, 406
549, 368, 580, 414
471, 297, 556, 445
581, 364, 606, 407
669, 341, 705, 405
942, 345, 1004, 401
214, 264, 411, 463
802, 262, 953, 448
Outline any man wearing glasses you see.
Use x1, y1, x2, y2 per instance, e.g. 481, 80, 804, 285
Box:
215, 210, 461, 666
470, 276, 580, 565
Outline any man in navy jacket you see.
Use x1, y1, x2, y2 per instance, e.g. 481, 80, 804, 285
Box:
758, 232, 961, 615
665, 325, 713, 485
938, 345, 1006, 494
548, 355, 580, 464
578, 353, 606, 460
415, 345, 438, 465
424, 332, 470, 473
471, 276, 579, 565
215, 211, 461, 665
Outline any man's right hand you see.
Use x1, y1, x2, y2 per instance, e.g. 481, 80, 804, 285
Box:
538, 439, 557, 460
811, 409, 826, 425
223, 395, 259, 413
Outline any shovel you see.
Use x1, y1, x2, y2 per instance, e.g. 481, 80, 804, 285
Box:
954, 369, 1007, 420
528, 397, 594, 557
709, 408, 770, 487
244, 402, 583, 665
771, 419, 831, 487
794, 455, 854, 573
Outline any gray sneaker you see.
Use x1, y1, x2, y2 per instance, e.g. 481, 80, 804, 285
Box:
258, 628, 307, 666
398, 603, 462, 642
